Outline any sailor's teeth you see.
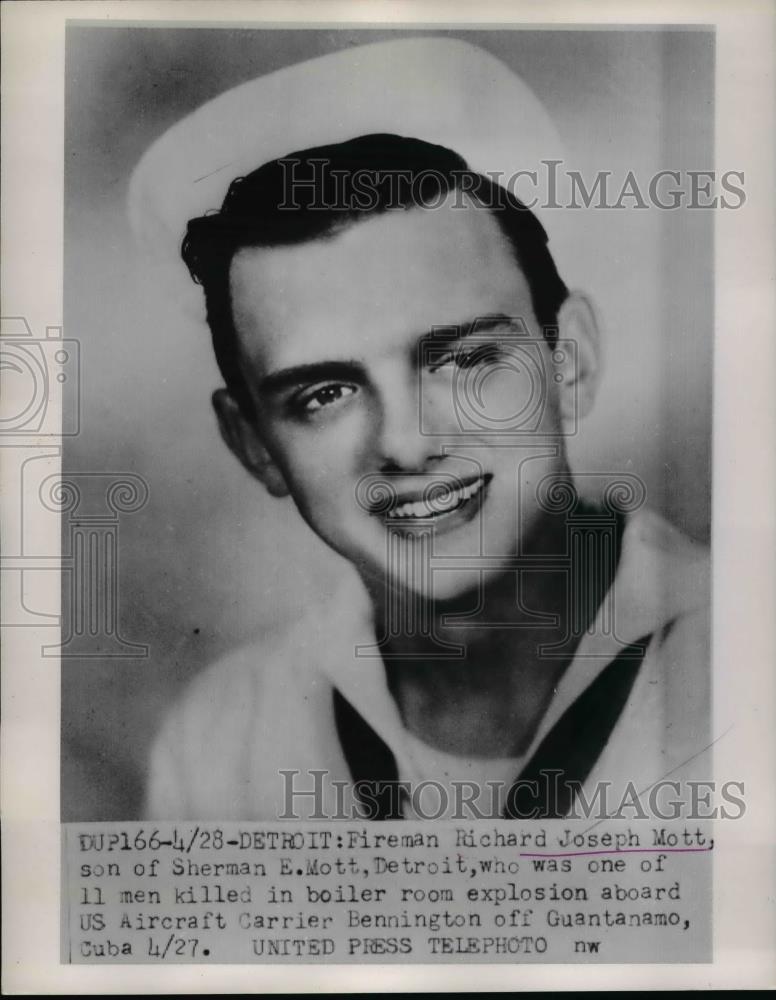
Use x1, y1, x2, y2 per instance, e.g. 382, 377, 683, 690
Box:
385, 477, 486, 519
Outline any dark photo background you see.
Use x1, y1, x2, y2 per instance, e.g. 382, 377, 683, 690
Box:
62, 25, 713, 820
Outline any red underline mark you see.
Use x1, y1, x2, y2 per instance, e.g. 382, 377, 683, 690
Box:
520, 847, 714, 858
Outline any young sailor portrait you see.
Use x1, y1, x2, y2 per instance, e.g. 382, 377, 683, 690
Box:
130, 37, 711, 822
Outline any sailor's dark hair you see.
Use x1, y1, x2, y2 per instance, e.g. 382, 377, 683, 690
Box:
182, 133, 568, 419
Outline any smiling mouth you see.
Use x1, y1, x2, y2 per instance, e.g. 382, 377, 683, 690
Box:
384, 474, 491, 522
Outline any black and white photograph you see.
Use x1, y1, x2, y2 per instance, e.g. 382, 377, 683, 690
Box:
2, 0, 775, 990
64, 24, 715, 824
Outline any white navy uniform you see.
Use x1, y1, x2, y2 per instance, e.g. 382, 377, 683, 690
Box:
146, 507, 710, 821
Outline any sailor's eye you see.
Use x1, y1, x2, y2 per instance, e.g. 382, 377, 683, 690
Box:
293, 383, 357, 414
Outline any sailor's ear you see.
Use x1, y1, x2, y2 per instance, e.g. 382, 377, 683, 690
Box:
212, 388, 290, 498
553, 291, 603, 423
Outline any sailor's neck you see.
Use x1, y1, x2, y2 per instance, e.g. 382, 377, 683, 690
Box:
363, 503, 624, 757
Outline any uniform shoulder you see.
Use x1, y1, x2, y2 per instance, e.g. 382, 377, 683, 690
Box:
622, 507, 710, 617
146, 621, 313, 819
157, 571, 362, 742
627, 507, 708, 568
631, 514, 712, 771
154, 639, 269, 760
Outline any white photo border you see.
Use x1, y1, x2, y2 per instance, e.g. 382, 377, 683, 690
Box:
2, 0, 774, 992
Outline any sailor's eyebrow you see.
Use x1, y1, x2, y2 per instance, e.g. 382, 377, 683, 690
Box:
258, 316, 524, 395
259, 360, 365, 395
422, 313, 526, 342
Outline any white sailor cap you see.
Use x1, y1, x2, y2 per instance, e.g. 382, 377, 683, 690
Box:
128, 36, 578, 286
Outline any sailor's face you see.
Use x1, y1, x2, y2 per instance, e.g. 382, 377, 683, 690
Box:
229, 194, 570, 599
